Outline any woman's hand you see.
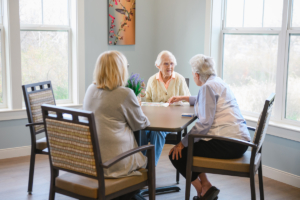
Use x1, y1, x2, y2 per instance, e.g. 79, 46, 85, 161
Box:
168, 96, 183, 104
169, 141, 185, 160
168, 96, 189, 104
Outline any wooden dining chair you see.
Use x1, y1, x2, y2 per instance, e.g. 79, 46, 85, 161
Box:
185, 93, 275, 200
165, 78, 190, 184
22, 81, 56, 194
39, 104, 156, 200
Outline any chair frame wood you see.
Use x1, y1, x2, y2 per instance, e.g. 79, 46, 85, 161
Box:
185, 93, 275, 200
22, 81, 55, 194
40, 104, 156, 200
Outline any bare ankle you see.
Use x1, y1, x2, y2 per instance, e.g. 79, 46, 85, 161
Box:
201, 182, 212, 196
192, 178, 202, 197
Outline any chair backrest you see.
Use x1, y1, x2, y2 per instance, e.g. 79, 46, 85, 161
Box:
185, 78, 189, 88
22, 81, 56, 133
41, 104, 104, 180
252, 93, 275, 153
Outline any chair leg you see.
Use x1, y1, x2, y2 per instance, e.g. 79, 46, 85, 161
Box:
176, 131, 182, 184
185, 169, 192, 200
27, 151, 36, 194
176, 170, 180, 184
250, 172, 256, 200
258, 162, 264, 200
49, 169, 58, 200
147, 147, 156, 200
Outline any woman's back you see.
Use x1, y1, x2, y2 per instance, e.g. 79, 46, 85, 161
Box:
203, 76, 250, 141
83, 84, 150, 178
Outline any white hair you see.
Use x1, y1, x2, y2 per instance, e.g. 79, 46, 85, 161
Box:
155, 50, 177, 68
189, 54, 216, 83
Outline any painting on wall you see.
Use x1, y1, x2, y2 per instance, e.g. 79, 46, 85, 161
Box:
108, 0, 136, 45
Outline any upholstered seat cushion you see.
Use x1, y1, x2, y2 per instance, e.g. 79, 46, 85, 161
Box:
193, 151, 261, 173
55, 168, 148, 198
36, 137, 47, 150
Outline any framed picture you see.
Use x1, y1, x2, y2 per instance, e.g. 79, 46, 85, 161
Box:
108, 0, 136, 45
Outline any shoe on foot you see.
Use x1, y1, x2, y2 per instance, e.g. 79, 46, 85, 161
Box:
200, 186, 220, 200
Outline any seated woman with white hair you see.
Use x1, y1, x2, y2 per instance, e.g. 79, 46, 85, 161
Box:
142, 50, 191, 166
168, 54, 251, 200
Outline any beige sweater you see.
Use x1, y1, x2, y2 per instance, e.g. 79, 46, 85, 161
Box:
145, 72, 191, 102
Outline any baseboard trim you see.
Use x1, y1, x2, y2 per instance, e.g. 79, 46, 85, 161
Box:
263, 165, 300, 188
0, 145, 31, 159
0, 146, 299, 188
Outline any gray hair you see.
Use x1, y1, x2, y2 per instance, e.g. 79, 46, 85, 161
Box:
189, 54, 216, 83
155, 50, 177, 68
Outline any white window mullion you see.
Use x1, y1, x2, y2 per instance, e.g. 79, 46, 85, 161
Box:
273, 0, 291, 121
3, 0, 22, 110
70, 0, 85, 105
0, 26, 7, 109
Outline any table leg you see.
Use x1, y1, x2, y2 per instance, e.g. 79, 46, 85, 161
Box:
176, 131, 182, 184
133, 193, 147, 200
133, 130, 181, 197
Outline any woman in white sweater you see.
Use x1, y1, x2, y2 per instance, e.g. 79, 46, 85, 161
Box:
142, 50, 191, 165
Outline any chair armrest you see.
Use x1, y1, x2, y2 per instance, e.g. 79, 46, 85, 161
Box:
101, 145, 154, 168
188, 134, 257, 148
26, 122, 44, 127
247, 126, 256, 131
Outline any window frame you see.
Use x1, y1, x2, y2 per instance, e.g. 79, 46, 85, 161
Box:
219, 0, 300, 127
206, 0, 300, 141
19, 0, 73, 104
0, 0, 85, 120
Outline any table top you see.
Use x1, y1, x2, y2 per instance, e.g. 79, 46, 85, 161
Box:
141, 105, 197, 132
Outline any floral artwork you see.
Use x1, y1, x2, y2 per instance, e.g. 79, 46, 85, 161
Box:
108, 0, 136, 45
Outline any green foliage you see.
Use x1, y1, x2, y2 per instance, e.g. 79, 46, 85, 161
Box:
125, 73, 144, 96
20, 31, 69, 101
53, 86, 68, 100
223, 34, 300, 121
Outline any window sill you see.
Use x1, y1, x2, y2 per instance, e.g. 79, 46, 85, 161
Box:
0, 104, 83, 121
244, 115, 300, 142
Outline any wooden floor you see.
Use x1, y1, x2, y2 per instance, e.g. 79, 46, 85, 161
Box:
0, 144, 299, 200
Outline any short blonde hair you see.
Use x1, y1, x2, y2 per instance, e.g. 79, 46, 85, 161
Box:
155, 50, 177, 68
189, 54, 216, 83
93, 51, 128, 90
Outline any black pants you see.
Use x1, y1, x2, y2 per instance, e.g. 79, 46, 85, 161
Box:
169, 139, 248, 182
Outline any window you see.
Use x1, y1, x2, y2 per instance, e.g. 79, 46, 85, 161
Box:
286, 35, 300, 121
0, 0, 84, 120
286, 0, 300, 122
0, 30, 3, 105
0, 0, 5, 108
223, 34, 278, 113
19, 0, 71, 102
221, 0, 300, 124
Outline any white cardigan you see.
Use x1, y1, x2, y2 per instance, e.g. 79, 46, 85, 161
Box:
145, 72, 191, 102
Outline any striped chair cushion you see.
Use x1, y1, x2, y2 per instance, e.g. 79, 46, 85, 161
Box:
28, 90, 55, 132
45, 118, 97, 177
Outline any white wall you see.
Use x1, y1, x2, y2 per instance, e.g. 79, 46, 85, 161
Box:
153, 0, 206, 96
